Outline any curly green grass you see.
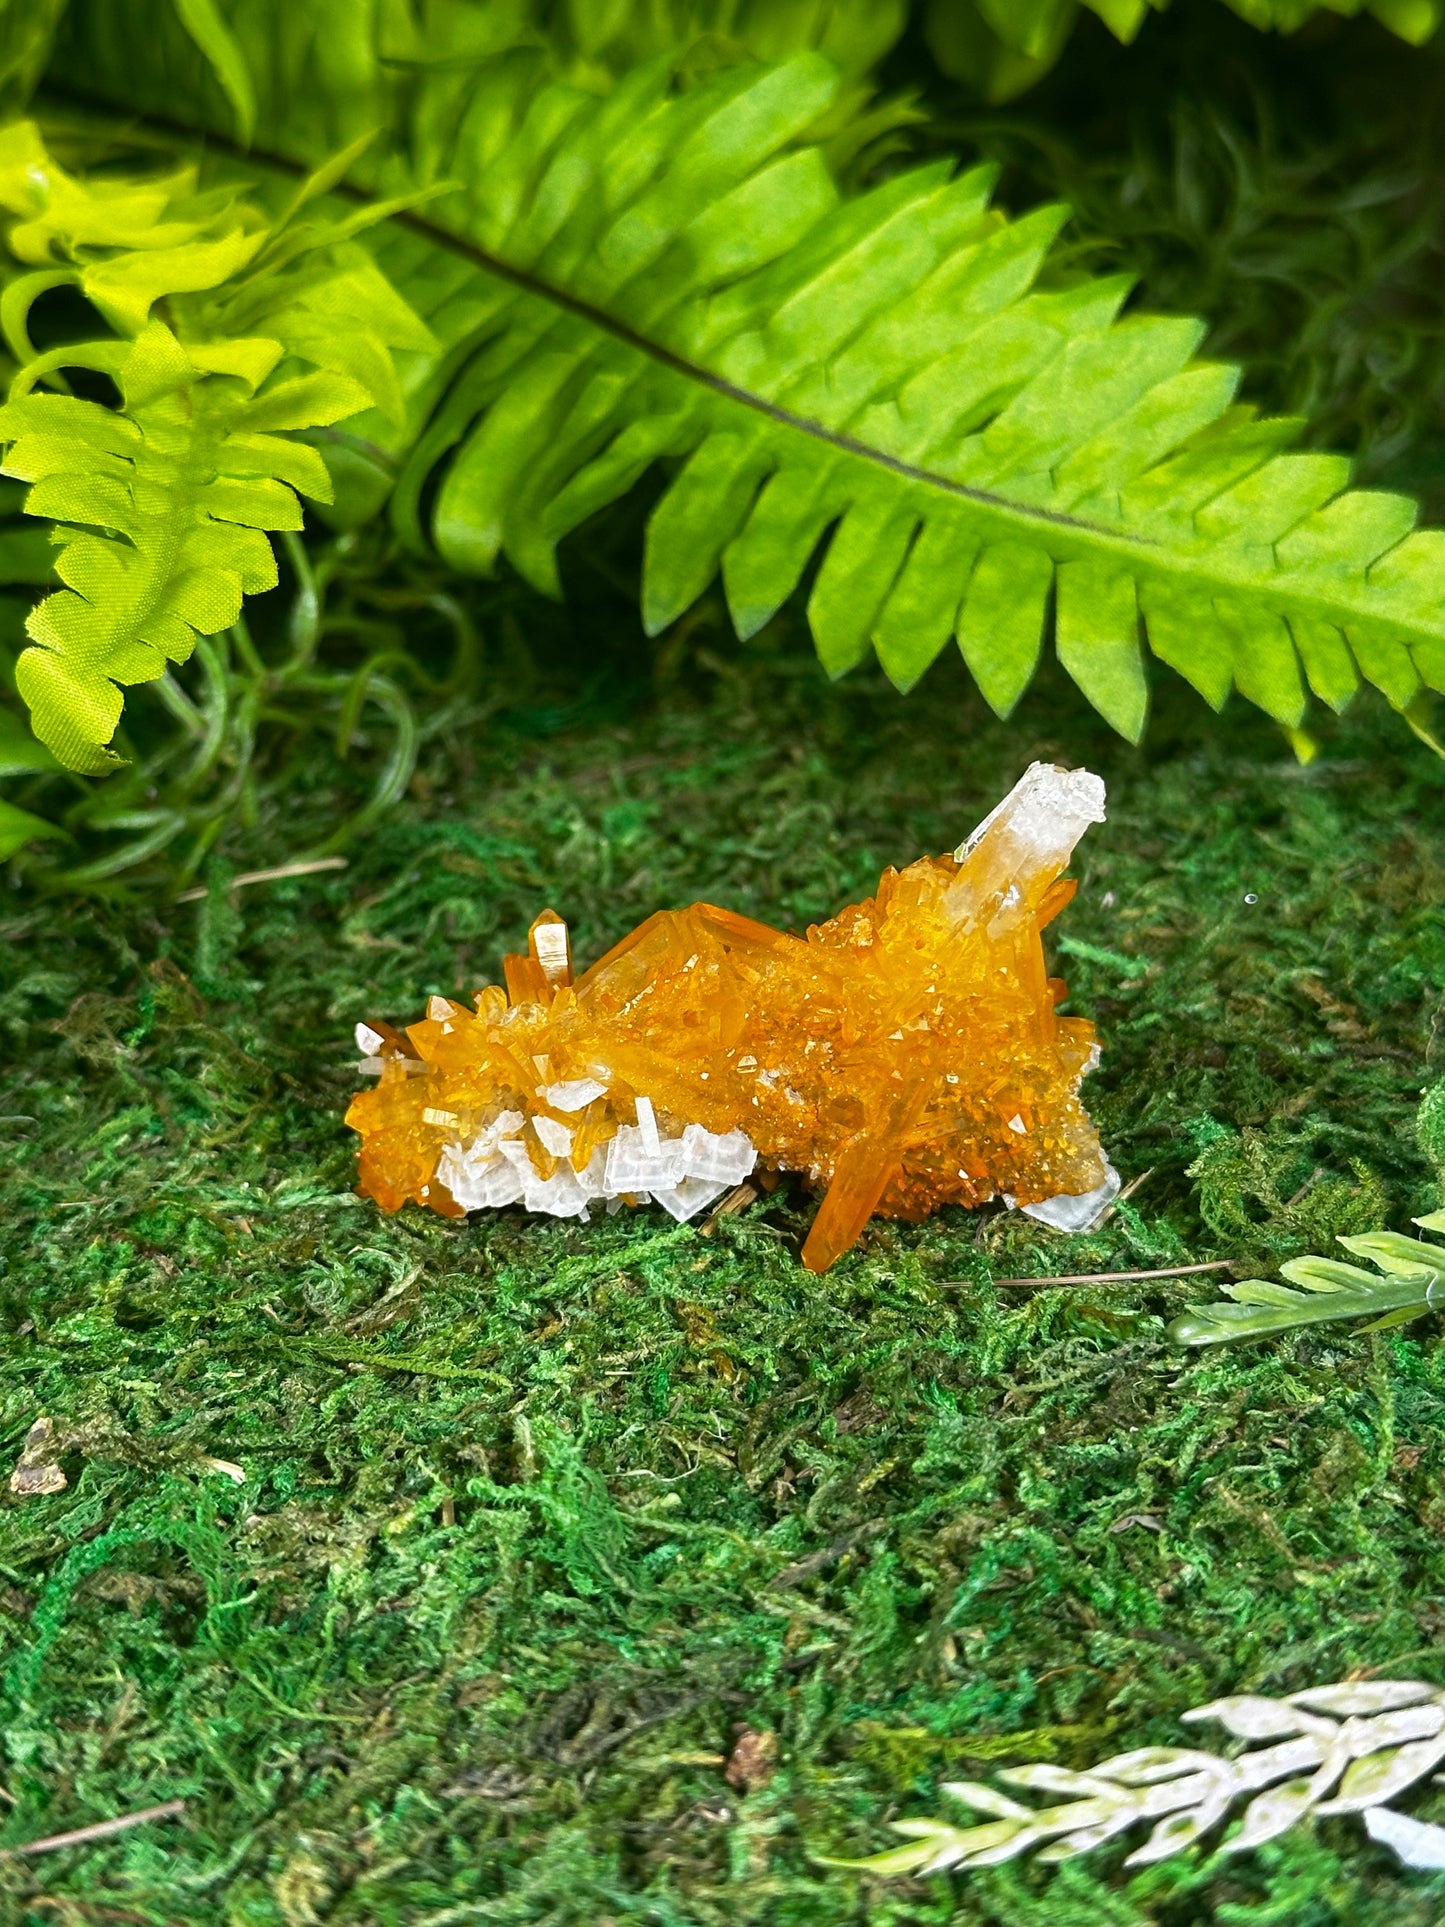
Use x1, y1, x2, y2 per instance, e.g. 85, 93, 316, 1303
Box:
2, 623, 1445, 1924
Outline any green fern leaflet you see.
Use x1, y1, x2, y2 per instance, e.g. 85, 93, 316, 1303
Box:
0, 121, 430, 771
28, 12, 1445, 749
352, 50, 1445, 745
1169, 1219, 1445, 1346
925, 0, 1442, 103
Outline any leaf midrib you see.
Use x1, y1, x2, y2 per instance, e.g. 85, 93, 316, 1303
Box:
35, 91, 1440, 647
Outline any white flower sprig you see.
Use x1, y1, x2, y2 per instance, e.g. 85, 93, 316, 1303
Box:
826, 1680, 1445, 1877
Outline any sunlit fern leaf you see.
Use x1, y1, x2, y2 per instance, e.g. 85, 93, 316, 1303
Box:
1168, 1223, 1445, 1346
0, 121, 431, 772
31, 12, 1445, 746
312, 60, 1445, 734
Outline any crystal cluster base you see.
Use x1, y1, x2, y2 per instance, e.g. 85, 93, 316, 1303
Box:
435, 1095, 756, 1223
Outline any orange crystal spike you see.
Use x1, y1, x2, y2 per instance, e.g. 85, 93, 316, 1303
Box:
345, 763, 1114, 1268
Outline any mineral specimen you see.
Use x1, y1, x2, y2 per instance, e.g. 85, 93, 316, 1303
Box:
346, 762, 1116, 1271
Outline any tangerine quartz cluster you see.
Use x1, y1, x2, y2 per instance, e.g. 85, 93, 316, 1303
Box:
346, 762, 1117, 1272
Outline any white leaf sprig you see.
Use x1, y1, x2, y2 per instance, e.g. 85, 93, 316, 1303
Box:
823, 1680, 1445, 1877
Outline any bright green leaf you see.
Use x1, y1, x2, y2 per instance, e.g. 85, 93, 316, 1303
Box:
0, 793, 62, 859
171, 0, 257, 143
0, 124, 428, 769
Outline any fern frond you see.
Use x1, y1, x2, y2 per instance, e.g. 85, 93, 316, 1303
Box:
0, 0, 67, 114
37, 14, 1445, 746
0, 793, 60, 858
0, 121, 431, 771
0, 0, 265, 129
1168, 1223, 1445, 1346
307, 55, 1445, 738
516, 0, 909, 81
1005, 0, 1441, 46
926, 0, 1442, 103
170, 0, 256, 144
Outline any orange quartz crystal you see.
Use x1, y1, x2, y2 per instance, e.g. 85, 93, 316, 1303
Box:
346, 762, 1115, 1270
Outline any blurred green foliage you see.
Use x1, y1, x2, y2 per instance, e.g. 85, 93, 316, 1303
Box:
923, 0, 1442, 102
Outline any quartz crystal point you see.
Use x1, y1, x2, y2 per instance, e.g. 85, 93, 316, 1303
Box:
346, 762, 1114, 1270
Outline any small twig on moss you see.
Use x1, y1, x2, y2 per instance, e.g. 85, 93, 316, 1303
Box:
1284, 1166, 1325, 1208
769, 1520, 887, 1591
698, 1180, 760, 1235
949, 1260, 1236, 1290
1, 1799, 185, 1858
1090, 1164, 1155, 1229
174, 856, 348, 903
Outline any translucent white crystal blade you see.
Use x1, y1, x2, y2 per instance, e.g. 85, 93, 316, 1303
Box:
951, 762, 1106, 919
955, 762, 1106, 867
605, 1123, 685, 1193
1019, 1163, 1121, 1233
532, 1114, 575, 1158
532, 918, 571, 985
438, 1144, 525, 1211
575, 1146, 611, 1196
635, 1094, 662, 1157
543, 1077, 609, 1112
651, 1175, 730, 1222
441, 1114, 760, 1226
521, 1161, 591, 1219
679, 1123, 757, 1185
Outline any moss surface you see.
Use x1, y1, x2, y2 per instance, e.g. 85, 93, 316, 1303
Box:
3, 637, 1445, 1924
6, 9, 1445, 1921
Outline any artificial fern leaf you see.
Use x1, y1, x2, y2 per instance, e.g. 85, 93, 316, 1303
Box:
926, 0, 1441, 103
0, 0, 279, 124
171, 0, 257, 144
0, 0, 67, 114
1169, 1224, 1445, 1346
338, 63, 1445, 732
0, 122, 431, 771
44, 14, 1445, 743
0, 792, 60, 858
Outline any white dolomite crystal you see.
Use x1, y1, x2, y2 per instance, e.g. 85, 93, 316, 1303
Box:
954, 760, 1107, 869
541, 1077, 609, 1112
1019, 1162, 1122, 1232
436, 1108, 757, 1222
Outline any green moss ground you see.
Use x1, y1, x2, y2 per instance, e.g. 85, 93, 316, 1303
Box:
3, 630, 1445, 1925
7, 11, 1445, 1923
